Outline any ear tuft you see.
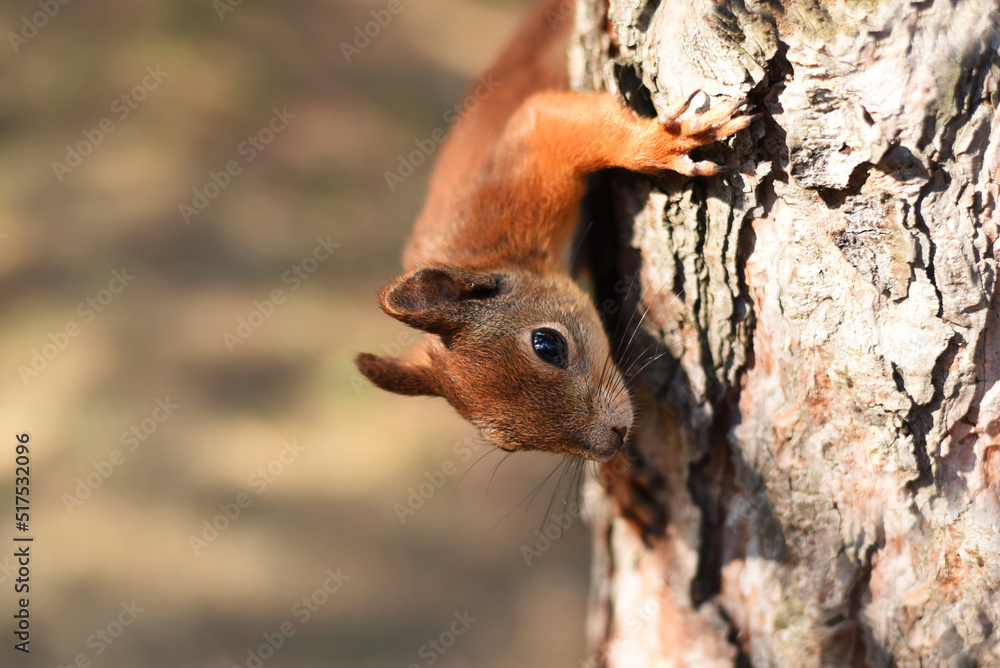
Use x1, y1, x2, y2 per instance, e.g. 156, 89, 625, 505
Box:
379, 266, 500, 334
354, 352, 441, 397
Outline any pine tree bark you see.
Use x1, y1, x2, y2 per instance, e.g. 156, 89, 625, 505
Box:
570, 0, 1000, 665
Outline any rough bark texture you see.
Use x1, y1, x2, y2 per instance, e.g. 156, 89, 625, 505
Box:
569, 0, 1000, 665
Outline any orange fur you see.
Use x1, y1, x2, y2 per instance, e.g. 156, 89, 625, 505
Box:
357, 0, 750, 461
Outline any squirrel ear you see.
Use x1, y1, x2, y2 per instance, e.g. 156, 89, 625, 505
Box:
354, 352, 442, 397
379, 266, 500, 335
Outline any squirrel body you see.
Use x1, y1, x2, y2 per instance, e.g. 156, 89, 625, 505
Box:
356, 0, 751, 461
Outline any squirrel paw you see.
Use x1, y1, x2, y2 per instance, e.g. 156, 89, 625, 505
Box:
652, 93, 756, 176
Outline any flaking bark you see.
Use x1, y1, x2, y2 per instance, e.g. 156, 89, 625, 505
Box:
571, 0, 1000, 665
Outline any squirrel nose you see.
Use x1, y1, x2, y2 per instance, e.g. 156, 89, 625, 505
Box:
611, 425, 628, 447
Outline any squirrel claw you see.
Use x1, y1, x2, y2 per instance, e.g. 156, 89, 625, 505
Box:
658, 89, 704, 130
690, 159, 728, 176
667, 155, 728, 177
659, 93, 756, 144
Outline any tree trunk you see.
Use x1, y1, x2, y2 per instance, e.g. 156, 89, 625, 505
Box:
569, 0, 1000, 665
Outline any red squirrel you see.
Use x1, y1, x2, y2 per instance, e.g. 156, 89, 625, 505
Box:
356, 0, 751, 461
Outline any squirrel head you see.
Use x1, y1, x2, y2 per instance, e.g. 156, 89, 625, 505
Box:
355, 265, 634, 461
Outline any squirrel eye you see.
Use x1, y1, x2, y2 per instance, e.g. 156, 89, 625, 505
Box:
531, 328, 568, 368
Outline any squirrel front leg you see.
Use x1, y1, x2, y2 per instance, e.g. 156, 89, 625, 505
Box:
501, 90, 750, 177
472, 91, 751, 265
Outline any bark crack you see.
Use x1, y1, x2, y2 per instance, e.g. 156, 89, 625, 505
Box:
904, 333, 961, 493
578, 0, 1000, 665
912, 168, 946, 318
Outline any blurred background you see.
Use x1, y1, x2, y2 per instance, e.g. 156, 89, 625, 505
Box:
0, 0, 595, 665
